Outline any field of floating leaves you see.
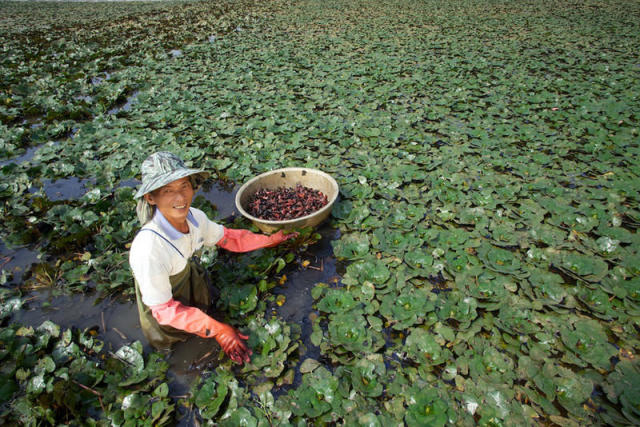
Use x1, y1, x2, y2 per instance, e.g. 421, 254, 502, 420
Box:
1, 0, 639, 424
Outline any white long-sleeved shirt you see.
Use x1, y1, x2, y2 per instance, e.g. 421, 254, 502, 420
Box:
129, 207, 224, 306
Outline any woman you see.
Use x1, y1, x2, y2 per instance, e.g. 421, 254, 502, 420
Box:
129, 152, 295, 364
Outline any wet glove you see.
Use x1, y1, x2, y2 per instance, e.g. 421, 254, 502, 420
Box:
216, 227, 298, 253
150, 299, 252, 363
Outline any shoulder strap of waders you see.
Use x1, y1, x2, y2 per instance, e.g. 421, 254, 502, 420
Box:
138, 228, 184, 258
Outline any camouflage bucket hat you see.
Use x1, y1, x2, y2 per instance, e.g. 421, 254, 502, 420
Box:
134, 151, 210, 199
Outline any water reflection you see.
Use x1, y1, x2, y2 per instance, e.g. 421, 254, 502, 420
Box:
0, 240, 40, 285
0, 145, 41, 167
29, 176, 95, 201
198, 181, 239, 220
108, 91, 139, 115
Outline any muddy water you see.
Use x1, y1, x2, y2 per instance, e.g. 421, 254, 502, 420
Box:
269, 225, 341, 387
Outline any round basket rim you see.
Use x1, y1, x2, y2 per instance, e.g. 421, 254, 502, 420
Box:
235, 167, 339, 226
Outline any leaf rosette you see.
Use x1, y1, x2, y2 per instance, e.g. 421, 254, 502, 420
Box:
341, 257, 391, 291
316, 288, 359, 314
219, 407, 258, 427
425, 228, 470, 252
559, 318, 617, 371
493, 297, 540, 335
405, 387, 451, 427
576, 288, 616, 320
372, 228, 423, 257
386, 203, 426, 230
457, 270, 512, 310
290, 367, 341, 418
621, 276, 640, 302
476, 243, 529, 279
379, 288, 434, 330
546, 363, 594, 419
461, 380, 529, 425
194, 376, 229, 420
529, 222, 568, 247
223, 284, 258, 317
326, 311, 384, 355
404, 327, 450, 367
404, 250, 435, 276
435, 290, 478, 328
602, 359, 640, 425
331, 232, 371, 261
528, 269, 568, 306
349, 357, 386, 397
551, 251, 609, 283
487, 220, 528, 248
468, 345, 516, 385
242, 317, 299, 380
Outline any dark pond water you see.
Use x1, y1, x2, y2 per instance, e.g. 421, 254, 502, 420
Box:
0, 241, 40, 285
108, 90, 139, 115
0, 145, 41, 168
31, 176, 95, 201
269, 224, 341, 391
199, 180, 238, 219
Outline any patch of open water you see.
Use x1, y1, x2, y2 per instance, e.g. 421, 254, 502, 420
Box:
108, 90, 139, 115
0, 145, 41, 167
0, 240, 40, 285
269, 224, 340, 391
117, 178, 141, 189
199, 181, 238, 219
29, 176, 95, 201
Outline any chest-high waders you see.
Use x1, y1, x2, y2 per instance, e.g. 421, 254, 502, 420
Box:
133, 230, 212, 350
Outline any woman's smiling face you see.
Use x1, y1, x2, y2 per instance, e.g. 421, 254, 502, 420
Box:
144, 177, 195, 232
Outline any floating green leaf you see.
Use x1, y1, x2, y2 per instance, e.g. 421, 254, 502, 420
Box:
405, 387, 450, 427
379, 288, 434, 329
332, 232, 371, 260
560, 318, 617, 370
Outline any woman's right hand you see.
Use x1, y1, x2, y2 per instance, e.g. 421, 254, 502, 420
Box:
210, 323, 252, 364
149, 299, 252, 364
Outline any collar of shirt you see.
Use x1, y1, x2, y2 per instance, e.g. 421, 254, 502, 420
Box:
153, 208, 200, 240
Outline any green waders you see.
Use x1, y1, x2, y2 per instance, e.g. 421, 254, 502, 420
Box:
134, 259, 211, 350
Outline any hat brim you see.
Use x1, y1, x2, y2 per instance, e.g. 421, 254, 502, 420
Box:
134, 169, 210, 199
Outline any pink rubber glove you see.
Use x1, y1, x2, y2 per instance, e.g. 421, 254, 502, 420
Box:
216, 227, 298, 253
150, 299, 252, 363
